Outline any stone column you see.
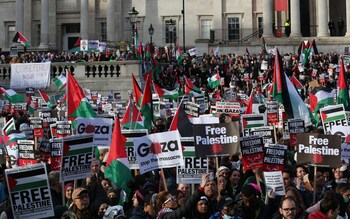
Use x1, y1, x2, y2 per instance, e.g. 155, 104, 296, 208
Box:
317, 0, 329, 37
39, 0, 49, 48
345, 0, 350, 36
290, 0, 301, 37
262, 0, 274, 37
16, 0, 24, 33
107, 0, 115, 44
80, 0, 89, 39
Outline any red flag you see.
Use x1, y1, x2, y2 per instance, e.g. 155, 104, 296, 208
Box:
132, 73, 143, 105
245, 90, 254, 114
106, 116, 127, 166
73, 37, 81, 48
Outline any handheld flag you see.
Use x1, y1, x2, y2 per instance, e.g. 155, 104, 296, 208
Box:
12, 31, 30, 47
140, 76, 153, 131
337, 58, 350, 110
53, 74, 67, 90
169, 101, 193, 137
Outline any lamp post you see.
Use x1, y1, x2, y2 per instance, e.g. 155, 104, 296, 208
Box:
128, 6, 139, 56
168, 19, 176, 58
148, 24, 154, 54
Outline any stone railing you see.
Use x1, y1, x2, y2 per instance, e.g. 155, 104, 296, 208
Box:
0, 61, 141, 100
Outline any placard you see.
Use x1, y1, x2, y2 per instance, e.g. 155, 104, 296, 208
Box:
240, 136, 264, 170
320, 104, 348, 134
10, 62, 51, 89
184, 102, 200, 118
241, 114, 265, 137
50, 139, 62, 171
263, 171, 285, 196
75, 118, 113, 146
215, 102, 240, 118
263, 144, 287, 172
250, 126, 275, 145
122, 129, 148, 169
17, 140, 36, 166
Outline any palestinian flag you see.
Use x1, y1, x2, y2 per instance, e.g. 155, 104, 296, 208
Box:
2, 118, 15, 136
153, 82, 179, 100
142, 67, 153, 81
184, 76, 203, 97
297, 40, 310, 65
38, 90, 52, 108
140, 75, 153, 131
241, 114, 265, 129
27, 96, 36, 115
309, 87, 335, 113
245, 90, 254, 114
0, 88, 24, 103
4, 132, 26, 166
320, 105, 346, 123
272, 47, 311, 124
290, 75, 303, 91
207, 73, 221, 89
66, 71, 96, 121
137, 42, 143, 60
169, 101, 193, 137
132, 73, 143, 106
53, 74, 67, 90
337, 58, 350, 110
309, 39, 319, 56
104, 116, 133, 200
121, 101, 144, 129
260, 37, 268, 55
12, 31, 30, 47
145, 42, 151, 59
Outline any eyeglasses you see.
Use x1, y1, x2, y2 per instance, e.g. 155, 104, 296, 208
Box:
164, 196, 176, 204
282, 207, 296, 212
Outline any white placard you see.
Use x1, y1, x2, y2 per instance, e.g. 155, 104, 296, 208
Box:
10, 62, 51, 89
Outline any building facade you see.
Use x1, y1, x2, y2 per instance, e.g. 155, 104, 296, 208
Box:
0, 0, 349, 52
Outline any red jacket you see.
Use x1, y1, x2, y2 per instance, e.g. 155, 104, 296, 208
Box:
308, 211, 330, 219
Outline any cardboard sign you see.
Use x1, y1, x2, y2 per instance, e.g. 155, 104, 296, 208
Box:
263, 144, 287, 172
320, 104, 348, 134
184, 102, 200, 118
263, 171, 285, 196
177, 137, 208, 184
56, 121, 72, 137
250, 126, 275, 145
241, 114, 265, 137
75, 118, 113, 146
39, 139, 50, 163
36, 110, 58, 128
193, 122, 240, 157
133, 131, 184, 174
60, 135, 94, 181
296, 133, 341, 167
240, 136, 264, 170
50, 139, 63, 171
5, 163, 54, 218
215, 102, 240, 118
266, 101, 278, 124
10, 62, 51, 89
29, 117, 43, 129
288, 119, 305, 147
122, 129, 148, 170
17, 140, 36, 166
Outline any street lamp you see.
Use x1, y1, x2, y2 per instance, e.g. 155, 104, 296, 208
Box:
128, 6, 139, 56
148, 24, 154, 54
168, 19, 176, 58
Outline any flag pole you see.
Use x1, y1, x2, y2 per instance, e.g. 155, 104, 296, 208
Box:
161, 168, 168, 191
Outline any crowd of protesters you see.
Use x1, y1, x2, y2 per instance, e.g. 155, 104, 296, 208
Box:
0, 46, 349, 219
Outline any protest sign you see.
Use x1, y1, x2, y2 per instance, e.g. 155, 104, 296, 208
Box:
10, 62, 51, 89
50, 139, 63, 171
133, 131, 184, 174
184, 102, 200, 118
17, 140, 36, 166
266, 101, 278, 124
288, 119, 305, 147
241, 114, 265, 137
320, 104, 348, 134
56, 121, 72, 138
36, 110, 58, 128
122, 129, 148, 169
296, 133, 341, 167
193, 122, 240, 157
263, 144, 287, 172
30, 117, 43, 138
215, 102, 240, 118
75, 118, 113, 146
341, 139, 350, 164
263, 171, 285, 196
250, 126, 275, 145
177, 137, 208, 184
60, 135, 94, 181
5, 132, 26, 167
6, 163, 54, 218
240, 135, 264, 170
39, 139, 50, 163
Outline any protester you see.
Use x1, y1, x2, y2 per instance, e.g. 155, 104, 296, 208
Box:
69, 187, 96, 219
308, 190, 340, 219
193, 196, 211, 219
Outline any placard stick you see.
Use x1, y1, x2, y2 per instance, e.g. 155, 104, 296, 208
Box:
161, 168, 168, 191
34, 136, 38, 150
313, 165, 317, 204
62, 182, 66, 205
74, 179, 78, 189
255, 168, 262, 192
215, 156, 219, 171
273, 124, 278, 143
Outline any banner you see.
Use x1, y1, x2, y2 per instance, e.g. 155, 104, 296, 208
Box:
75, 118, 113, 146
288, 119, 305, 147
241, 114, 265, 137
296, 133, 341, 167
193, 122, 240, 157
133, 131, 184, 174
56, 121, 72, 138
184, 102, 199, 118
35, 110, 58, 129
50, 139, 63, 171
320, 104, 348, 134
250, 126, 275, 145
177, 137, 208, 184
263, 144, 287, 172
122, 129, 148, 170
215, 102, 240, 118
263, 171, 285, 197
10, 62, 51, 89
17, 140, 36, 166
240, 136, 264, 170
60, 135, 94, 181
266, 101, 278, 124
6, 163, 54, 218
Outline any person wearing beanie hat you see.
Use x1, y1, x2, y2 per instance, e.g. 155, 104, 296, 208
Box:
216, 166, 230, 178
64, 183, 74, 208
130, 189, 151, 219
193, 196, 211, 219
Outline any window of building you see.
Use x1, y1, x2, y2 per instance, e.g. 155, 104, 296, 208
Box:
228, 17, 240, 40
258, 17, 263, 38
8, 26, 16, 48
66, 24, 80, 33
37, 24, 41, 47
101, 22, 107, 42
165, 20, 176, 44
201, 19, 212, 39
